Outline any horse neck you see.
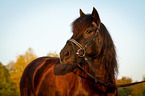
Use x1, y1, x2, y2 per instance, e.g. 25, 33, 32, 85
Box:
87, 57, 116, 84
92, 58, 106, 79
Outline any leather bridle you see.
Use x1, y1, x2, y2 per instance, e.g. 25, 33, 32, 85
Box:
67, 24, 119, 88
69, 24, 100, 58
68, 24, 100, 78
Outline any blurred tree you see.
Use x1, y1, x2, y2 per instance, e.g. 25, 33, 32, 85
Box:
117, 76, 132, 84
131, 77, 145, 96
0, 62, 17, 96
118, 87, 132, 96
6, 61, 15, 74
143, 90, 145, 96
117, 76, 145, 96
47, 51, 59, 57
117, 76, 133, 96
8, 48, 37, 96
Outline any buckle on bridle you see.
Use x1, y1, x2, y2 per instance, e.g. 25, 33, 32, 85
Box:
76, 48, 85, 57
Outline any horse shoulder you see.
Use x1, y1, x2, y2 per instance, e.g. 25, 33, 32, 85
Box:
20, 57, 59, 96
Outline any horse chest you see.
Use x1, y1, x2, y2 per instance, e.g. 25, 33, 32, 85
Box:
75, 77, 88, 96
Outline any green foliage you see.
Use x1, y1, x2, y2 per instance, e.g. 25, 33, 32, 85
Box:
117, 77, 133, 96
143, 90, 145, 96
131, 82, 145, 96
0, 62, 17, 96
117, 76, 145, 96
9, 48, 37, 95
118, 87, 133, 96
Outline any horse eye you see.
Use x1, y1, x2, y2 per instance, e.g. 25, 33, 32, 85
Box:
86, 30, 92, 34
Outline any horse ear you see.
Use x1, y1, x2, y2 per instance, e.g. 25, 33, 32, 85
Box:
80, 9, 85, 16
92, 7, 101, 25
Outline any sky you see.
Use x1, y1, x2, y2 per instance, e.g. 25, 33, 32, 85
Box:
0, 0, 145, 81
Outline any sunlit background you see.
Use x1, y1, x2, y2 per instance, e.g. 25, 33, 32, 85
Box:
0, 0, 145, 81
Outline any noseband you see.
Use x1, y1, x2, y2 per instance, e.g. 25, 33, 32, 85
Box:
69, 24, 100, 58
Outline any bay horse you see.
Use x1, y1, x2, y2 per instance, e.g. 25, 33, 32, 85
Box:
20, 8, 118, 96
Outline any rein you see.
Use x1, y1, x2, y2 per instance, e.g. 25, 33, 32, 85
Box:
68, 23, 145, 88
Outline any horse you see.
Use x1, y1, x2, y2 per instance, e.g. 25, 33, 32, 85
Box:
20, 8, 118, 96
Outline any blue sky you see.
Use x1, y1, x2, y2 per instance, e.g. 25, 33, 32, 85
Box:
0, 0, 145, 81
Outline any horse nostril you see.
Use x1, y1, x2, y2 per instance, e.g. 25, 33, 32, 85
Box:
64, 51, 70, 60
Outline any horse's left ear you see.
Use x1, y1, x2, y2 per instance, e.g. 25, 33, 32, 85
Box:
92, 7, 101, 25
80, 9, 85, 16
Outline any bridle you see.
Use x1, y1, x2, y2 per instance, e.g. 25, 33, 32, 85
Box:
67, 24, 119, 88
68, 24, 100, 79
69, 24, 100, 58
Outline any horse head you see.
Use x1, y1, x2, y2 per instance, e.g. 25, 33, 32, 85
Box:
60, 8, 118, 84
60, 8, 103, 64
